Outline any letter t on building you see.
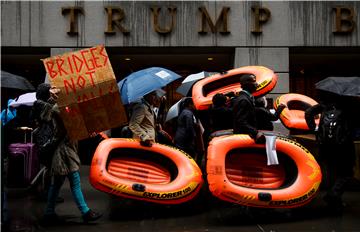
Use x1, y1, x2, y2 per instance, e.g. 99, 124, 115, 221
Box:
62, 7, 84, 35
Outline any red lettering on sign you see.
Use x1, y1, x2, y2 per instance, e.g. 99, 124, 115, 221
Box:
45, 60, 58, 79
80, 50, 96, 71
86, 71, 96, 87
67, 56, 74, 74
77, 75, 86, 89
99, 46, 108, 66
64, 78, 76, 95
90, 47, 102, 68
56, 58, 68, 77
72, 54, 84, 73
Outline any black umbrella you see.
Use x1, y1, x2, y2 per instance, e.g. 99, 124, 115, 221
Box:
176, 71, 216, 96
315, 76, 360, 97
1, 70, 35, 91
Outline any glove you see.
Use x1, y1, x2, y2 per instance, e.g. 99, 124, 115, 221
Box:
49, 87, 60, 100
276, 104, 286, 114
140, 139, 153, 147
255, 132, 266, 144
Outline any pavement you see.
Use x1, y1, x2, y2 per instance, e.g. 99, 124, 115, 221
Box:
3, 165, 360, 232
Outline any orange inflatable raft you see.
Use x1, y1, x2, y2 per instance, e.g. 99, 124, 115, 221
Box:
192, 66, 278, 110
207, 134, 322, 208
274, 93, 319, 131
90, 138, 203, 204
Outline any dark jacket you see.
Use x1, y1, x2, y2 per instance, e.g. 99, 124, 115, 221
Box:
32, 99, 79, 176
305, 103, 323, 131
305, 103, 352, 144
255, 107, 280, 131
209, 105, 233, 132
232, 91, 257, 138
174, 108, 196, 151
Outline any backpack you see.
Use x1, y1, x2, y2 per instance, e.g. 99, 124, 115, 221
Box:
317, 106, 350, 145
33, 119, 59, 167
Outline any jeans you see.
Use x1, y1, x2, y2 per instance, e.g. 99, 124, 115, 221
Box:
45, 171, 90, 215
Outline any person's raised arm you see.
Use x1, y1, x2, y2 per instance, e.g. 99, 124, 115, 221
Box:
305, 104, 323, 131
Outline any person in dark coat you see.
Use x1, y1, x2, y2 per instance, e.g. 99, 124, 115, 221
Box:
232, 74, 265, 143
174, 98, 197, 158
209, 93, 233, 132
33, 83, 102, 224
305, 94, 355, 214
255, 96, 286, 131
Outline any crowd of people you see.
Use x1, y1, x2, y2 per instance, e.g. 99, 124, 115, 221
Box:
1, 72, 358, 227
126, 74, 286, 166
126, 73, 357, 216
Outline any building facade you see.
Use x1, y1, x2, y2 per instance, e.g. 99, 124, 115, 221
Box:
2, 1, 360, 104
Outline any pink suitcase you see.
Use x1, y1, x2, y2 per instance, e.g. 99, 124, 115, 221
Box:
7, 127, 39, 187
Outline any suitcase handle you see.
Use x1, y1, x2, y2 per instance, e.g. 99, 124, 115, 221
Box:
16, 127, 33, 131
16, 127, 34, 143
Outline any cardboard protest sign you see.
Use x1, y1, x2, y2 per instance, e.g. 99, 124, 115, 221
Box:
42, 45, 127, 140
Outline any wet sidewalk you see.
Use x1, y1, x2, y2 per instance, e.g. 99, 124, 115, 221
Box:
3, 165, 360, 232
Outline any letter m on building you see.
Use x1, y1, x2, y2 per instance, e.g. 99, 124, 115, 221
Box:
198, 7, 230, 34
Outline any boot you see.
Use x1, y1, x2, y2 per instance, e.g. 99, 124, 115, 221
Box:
82, 209, 102, 223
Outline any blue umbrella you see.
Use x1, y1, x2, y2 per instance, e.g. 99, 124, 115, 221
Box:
118, 67, 181, 104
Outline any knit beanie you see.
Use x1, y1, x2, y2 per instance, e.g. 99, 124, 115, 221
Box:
36, 83, 51, 101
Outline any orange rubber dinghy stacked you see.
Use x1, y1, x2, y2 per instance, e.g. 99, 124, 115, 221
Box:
192, 66, 278, 110
90, 138, 203, 204
207, 134, 322, 208
274, 93, 319, 131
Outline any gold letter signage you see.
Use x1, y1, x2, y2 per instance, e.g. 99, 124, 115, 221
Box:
150, 7, 177, 34
104, 7, 130, 35
333, 7, 356, 33
251, 6, 271, 34
62, 7, 84, 35
59, 5, 357, 37
198, 7, 230, 34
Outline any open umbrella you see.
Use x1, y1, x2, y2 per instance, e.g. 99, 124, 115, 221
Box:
315, 76, 360, 97
165, 97, 191, 122
9, 92, 37, 108
118, 67, 181, 105
1, 99, 17, 125
176, 71, 213, 96
1, 70, 35, 91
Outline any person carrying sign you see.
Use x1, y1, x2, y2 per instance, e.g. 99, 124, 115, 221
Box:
33, 83, 102, 225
